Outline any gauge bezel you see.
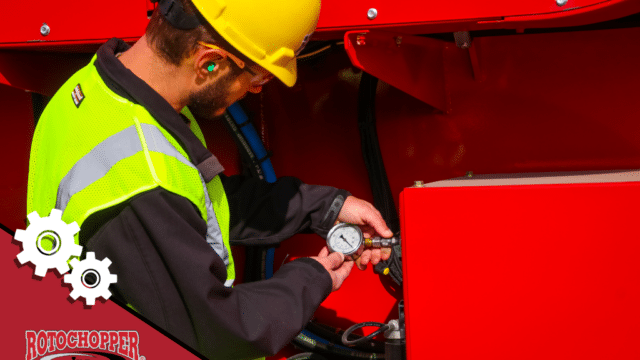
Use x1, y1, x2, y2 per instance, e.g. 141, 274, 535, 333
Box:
326, 222, 364, 257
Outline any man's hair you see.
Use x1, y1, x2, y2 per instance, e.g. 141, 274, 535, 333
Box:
145, 0, 252, 67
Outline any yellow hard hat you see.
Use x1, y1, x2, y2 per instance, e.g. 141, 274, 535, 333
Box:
192, 0, 321, 87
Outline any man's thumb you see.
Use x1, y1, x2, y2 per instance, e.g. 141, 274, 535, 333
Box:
326, 251, 345, 269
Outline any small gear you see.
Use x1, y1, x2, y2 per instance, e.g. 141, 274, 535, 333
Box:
64, 252, 118, 306
14, 209, 83, 277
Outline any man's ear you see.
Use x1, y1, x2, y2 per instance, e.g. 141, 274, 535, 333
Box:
195, 47, 227, 78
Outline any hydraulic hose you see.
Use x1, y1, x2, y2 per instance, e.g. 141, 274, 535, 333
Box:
357, 72, 403, 287
286, 353, 330, 360
342, 322, 391, 347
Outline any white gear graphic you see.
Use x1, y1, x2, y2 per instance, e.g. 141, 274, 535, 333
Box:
14, 209, 83, 277
64, 252, 118, 306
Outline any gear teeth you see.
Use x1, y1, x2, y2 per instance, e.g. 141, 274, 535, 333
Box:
63, 253, 117, 307
69, 289, 80, 300
55, 263, 71, 275
26, 211, 41, 225
100, 289, 112, 300
70, 243, 83, 257
49, 209, 63, 220
16, 251, 30, 265
34, 265, 48, 278
67, 221, 80, 235
15, 208, 84, 279
14, 229, 26, 242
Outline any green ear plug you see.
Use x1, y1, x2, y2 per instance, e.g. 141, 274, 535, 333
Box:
207, 63, 217, 72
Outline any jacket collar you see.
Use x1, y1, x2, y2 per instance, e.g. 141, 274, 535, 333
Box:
94, 38, 224, 182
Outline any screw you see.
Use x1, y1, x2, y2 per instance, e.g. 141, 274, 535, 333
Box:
414, 181, 424, 187
556, 0, 568, 6
367, 8, 378, 20
356, 34, 366, 46
395, 36, 403, 47
466, 171, 473, 178
40, 23, 50, 36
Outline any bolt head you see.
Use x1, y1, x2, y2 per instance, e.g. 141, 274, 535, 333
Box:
556, 0, 568, 6
40, 23, 50, 36
367, 8, 378, 20
414, 181, 424, 187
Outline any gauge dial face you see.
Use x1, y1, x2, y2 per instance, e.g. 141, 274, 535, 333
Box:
327, 223, 363, 256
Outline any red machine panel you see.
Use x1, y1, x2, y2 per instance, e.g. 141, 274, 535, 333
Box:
315, 0, 640, 38
318, 0, 603, 29
3, 0, 639, 49
0, 0, 150, 48
401, 171, 640, 360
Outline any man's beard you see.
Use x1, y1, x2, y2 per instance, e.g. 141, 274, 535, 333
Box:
187, 73, 234, 120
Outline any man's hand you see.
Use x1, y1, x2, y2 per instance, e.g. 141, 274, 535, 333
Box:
310, 246, 354, 292
337, 196, 394, 270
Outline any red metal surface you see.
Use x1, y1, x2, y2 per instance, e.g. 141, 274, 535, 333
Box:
0, 51, 94, 96
319, 0, 604, 29
401, 177, 640, 359
0, 1, 148, 48
0, 0, 638, 48
0, 85, 34, 232
344, 30, 448, 112
314, 0, 640, 39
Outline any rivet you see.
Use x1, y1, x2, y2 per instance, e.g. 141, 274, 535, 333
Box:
466, 171, 474, 178
367, 8, 378, 20
556, 0, 568, 6
414, 181, 424, 187
40, 23, 50, 36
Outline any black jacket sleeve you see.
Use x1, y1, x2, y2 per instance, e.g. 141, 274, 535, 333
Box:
219, 173, 350, 246
83, 187, 333, 360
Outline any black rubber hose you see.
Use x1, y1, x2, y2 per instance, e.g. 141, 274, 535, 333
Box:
291, 333, 385, 360
357, 73, 400, 234
357, 72, 403, 287
341, 322, 391, 347
286, 352, 330, 360
306, 320, 385, 353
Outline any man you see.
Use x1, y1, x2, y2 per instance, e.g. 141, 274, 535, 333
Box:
27, 0, 393, 359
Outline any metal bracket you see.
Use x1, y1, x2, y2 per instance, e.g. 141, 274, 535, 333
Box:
344, 30, 448, 112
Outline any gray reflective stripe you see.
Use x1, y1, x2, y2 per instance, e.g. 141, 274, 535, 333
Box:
56, 123, 230, 267
56, 126, 142, 211
141, 124, 229, 266
140, 124, 193, 169
201, 175, 229, 267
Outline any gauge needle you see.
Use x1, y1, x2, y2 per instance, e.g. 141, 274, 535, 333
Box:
340, 235, 352, 246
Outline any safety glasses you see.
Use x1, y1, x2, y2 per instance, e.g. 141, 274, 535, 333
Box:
198, 41, 274, 87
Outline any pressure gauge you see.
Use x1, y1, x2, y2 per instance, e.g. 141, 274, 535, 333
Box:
326, 223, 365, 260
